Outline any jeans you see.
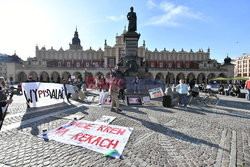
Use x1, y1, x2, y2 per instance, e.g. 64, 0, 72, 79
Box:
133, 84, 140, 93
179, 94, 188, 107
247, 89, 250, 100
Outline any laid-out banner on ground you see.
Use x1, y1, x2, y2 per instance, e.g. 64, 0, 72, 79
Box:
22, 82, 67, 107
148, 87, 164, 99
38, 120, 133, 158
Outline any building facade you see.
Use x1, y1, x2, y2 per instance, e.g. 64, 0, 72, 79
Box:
233, 53, 250, 77
13, 28, 234, 84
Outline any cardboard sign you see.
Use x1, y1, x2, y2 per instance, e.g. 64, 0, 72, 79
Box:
22, 82, 67, 107
38, 120, 133, 158
148, 87, 164, 99
126, 96, 142, 105
142, 96, 151, 104
94, 116, 116, 125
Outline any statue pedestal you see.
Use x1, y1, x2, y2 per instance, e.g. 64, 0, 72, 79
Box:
124, 31, 140, 57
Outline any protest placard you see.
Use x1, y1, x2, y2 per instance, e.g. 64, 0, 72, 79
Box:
148, 87, 164, 99
142, 96, 151, 104
22, 82, 67, 107
126, 96, 142, 105
38, 120, 133, 158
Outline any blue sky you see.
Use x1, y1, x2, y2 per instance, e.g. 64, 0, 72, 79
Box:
0, 0, 249, 62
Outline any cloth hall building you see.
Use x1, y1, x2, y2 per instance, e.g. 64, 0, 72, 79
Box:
13, 28, 233, 84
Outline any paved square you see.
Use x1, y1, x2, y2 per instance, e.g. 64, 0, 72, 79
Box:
0, 93, 249, 167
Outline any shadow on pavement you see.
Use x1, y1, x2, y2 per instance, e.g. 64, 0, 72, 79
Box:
17, 102, 89, 136
119, 112, 228, 152
217, 98, 250, 111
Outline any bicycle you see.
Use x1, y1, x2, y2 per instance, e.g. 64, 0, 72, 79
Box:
189, 90, 219, 107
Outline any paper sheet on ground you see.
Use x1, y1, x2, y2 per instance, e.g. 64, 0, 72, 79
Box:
94, 116, 116, 125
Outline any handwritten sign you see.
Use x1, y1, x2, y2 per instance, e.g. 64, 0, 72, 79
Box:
22, 82, 67, 107
38, 120, 133, 158
148, 87, 164, 99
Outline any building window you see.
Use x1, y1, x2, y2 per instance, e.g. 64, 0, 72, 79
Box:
159, 62, 163, 68
204, 63, 207, 67
39, 61, 41, 65
58, 62, 61, 67
151, 63, 154, 68
109, 59, 114, 67
67, 62, 71, 67
76, 62, 80, 67
177, 63, 180, 68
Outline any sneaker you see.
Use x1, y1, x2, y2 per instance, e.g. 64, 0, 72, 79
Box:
111, 108, 116, 112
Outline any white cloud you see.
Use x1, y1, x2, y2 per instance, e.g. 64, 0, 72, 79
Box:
146, 1, 203, 26
146, 0, 157, 9
106, 15, 126, 21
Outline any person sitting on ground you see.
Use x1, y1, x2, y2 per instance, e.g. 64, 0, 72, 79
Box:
233, 84, 240, 97
176, 79, 189, 108
218, 84, 224, 95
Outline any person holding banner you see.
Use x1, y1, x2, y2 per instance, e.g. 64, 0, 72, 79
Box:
176, 79, 189, 108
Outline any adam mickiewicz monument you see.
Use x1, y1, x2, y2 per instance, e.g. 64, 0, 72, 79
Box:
127, 7, 137, 32
118, 7, 149, 79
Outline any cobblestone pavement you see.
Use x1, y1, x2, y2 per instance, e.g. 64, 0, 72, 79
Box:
0, 93, 249, 167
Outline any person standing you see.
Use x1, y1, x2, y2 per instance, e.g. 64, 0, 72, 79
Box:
131, 76, 140, 94
0, 77, 13, 122
26, 75, 36, 82
245, 77, 250, 100
176, 79, 189, 108
110, 75, 121, 112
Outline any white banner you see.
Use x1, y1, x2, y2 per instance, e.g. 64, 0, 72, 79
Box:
22, 82, 67, 107
148, 87, 164, 99
38, 120, 133, 158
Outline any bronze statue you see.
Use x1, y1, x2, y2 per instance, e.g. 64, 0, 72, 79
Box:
127, 7, 137, 32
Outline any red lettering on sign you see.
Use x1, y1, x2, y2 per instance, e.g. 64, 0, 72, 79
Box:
103, 126, 113, 133
71, 133, 84, 140
84, 134, 97, 143
97, 125, 105, 132
91, 137, 102, 146
54, 127, 70, 135
78, 134, 90, 142
99, 139, 110, 148
107, 140, 119, 149
117, 129, 126, 135
109, 128, 119, 134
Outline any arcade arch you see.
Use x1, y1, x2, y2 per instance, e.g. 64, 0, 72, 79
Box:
40, 71, 49, 82
197, 73, 206, 84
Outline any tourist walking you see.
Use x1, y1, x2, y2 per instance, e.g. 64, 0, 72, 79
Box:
176, 79, 189, 108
